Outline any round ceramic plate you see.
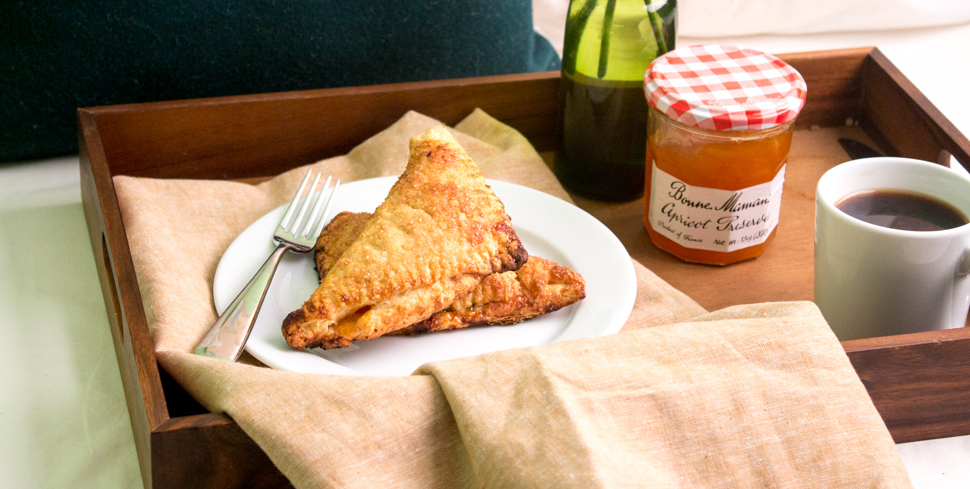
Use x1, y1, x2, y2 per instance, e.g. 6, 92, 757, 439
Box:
212, 177, 636, 376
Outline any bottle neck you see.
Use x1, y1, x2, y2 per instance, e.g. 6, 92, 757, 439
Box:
562, 0, 676, 82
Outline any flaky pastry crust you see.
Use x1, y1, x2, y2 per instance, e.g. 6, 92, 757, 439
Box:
314, 212, 586, 336
282, 125, 528, 349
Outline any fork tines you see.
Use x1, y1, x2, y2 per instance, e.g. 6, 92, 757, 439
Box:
280, 170, 340, 243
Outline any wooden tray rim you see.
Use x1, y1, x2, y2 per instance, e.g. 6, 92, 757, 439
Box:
77, 46, 970, 488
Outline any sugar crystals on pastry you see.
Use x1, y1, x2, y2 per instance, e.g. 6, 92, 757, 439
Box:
281, 125, 528, 349
315, 211, 586, 336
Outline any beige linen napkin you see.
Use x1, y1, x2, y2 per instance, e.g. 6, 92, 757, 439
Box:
113, 110, 911, 488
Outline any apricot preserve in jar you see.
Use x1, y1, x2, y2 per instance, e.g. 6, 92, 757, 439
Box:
642, 45, 807, 265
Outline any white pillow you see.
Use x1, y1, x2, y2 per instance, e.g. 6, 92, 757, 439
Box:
679, 0, 970, 37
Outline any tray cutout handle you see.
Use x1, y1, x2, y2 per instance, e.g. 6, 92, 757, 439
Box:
938, 148, 970, 177
101, 232, 125, 346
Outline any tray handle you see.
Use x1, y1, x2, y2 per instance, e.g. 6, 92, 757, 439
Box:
99, 232, 126, 345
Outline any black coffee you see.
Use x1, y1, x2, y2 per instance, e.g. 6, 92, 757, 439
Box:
836, 190, 968, 231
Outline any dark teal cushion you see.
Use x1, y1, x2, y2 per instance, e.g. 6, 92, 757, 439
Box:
0, 1, 560, 161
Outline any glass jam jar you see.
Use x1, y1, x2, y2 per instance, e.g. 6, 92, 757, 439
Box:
642, 45, 807, 265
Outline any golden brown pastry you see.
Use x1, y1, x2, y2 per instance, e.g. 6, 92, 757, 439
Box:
314, 211, 586, 336
282, 125, 528, 349
313, 211, 367, 276
393, 256, 585, 334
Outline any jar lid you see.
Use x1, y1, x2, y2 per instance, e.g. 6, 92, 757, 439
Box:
644, 44, 807, 131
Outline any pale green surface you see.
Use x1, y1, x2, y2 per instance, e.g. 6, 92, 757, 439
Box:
0, 158, 142, 488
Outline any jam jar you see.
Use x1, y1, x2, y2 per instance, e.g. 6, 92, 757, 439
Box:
642, 45, 807, 265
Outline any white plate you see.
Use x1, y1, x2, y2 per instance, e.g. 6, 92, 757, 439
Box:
213, 177, 636, 376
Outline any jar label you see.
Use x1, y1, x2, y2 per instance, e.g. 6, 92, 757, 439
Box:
648, 163, 786, 252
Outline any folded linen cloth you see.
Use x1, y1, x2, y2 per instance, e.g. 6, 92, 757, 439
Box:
113, 110, 911, 488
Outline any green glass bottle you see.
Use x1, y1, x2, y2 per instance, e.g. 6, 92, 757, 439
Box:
555, 0, 676, 201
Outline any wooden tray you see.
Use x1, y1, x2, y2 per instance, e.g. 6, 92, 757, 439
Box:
79, 47, 970, 489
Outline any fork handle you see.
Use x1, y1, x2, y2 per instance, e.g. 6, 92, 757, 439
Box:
195, 243, 290, 362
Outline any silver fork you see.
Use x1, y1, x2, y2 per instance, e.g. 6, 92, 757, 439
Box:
195, 169, 340, 362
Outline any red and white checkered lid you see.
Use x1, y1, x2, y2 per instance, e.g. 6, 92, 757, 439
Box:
644, 44, 807, 131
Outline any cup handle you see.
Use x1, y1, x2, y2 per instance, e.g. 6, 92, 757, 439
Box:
959, 248, 970, 276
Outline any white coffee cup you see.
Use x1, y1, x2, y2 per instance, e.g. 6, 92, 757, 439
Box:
814, 157, 970, 341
